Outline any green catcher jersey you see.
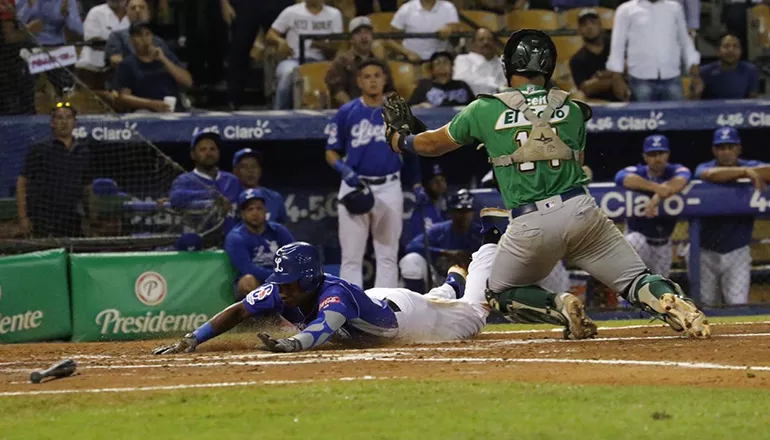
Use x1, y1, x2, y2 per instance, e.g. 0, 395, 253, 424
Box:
447, 84, 589, 209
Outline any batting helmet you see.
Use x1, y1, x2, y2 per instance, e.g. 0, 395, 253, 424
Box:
501, 29, 557, 83
266, 242, 324, 292
339, 183, 375, 215
447, 189, 474, 211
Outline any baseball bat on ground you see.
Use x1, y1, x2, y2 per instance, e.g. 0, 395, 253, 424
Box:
30, 359, 77, 384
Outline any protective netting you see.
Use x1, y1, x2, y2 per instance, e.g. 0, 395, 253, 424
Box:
0, 29, 221, 253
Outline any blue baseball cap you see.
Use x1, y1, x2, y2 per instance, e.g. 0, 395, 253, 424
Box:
642, 135, 669, 154
238, 188, 266, 208
190, 131, 222, 151
232, 148, 263, 168
713, 127, 741, 145
448, 189, 474, 210
175, 233, 202, 251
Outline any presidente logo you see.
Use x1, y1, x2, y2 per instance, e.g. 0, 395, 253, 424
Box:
134, 271, 167, 306
0, 284, 45, 335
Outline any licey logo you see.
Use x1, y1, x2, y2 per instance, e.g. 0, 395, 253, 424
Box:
134, 271, 168, 306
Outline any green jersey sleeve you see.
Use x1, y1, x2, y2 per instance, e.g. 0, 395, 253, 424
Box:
447, 100, 481, 145
572, 101, 587, 151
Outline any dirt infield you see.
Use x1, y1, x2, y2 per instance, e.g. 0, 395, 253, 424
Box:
2, 322, 770, 396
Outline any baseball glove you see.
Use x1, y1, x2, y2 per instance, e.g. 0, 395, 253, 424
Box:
383, 92, 428, 152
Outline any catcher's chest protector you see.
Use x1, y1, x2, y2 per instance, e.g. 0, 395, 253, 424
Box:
488, 88, 577, 167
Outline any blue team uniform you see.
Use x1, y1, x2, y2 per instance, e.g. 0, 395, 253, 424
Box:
248, 186, 287, 224
326, 97, 418, 182
242, 275, 399, 347
224, 222, 296, 283
402, 200, 446, 247
695, 159, 766, 253
405, 220, 483, 262
614, 163, 692, 243
170, 170, 242, 235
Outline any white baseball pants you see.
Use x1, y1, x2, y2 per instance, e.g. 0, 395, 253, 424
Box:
699, 246, 751, 306
625, 231, 673, 277
338, 175, 403, 288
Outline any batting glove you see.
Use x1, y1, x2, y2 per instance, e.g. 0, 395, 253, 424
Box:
412, 186, 429, 205
152, 333, 198, 355
257, 332, 302, 353
332, 160, 361, 187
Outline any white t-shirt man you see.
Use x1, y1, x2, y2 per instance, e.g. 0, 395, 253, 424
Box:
271, 2, 344, 61
391, 0, 459, 60
76, 2, 129, 71
453, 51, 507, 95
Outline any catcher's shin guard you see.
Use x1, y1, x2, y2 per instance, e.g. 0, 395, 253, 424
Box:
625, 273, 711, 338
486, 285, 597, 340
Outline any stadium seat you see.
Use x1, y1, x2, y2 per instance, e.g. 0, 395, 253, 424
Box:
458, 10, 502, 32
295, 61, 333, 109
748, 5, 770, 60
552, 35, 584, 63
388, 61, 419, 101
561, 7, 614, 30
552, 61, 576, 92
505, 10, 561, 32
369, 12, 395, 33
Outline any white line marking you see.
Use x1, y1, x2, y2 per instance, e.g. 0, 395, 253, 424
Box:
483, 320, 770, 335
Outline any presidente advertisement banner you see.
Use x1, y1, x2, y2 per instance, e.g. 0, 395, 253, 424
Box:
0, 248, 72, 343
69, 251, 236, 342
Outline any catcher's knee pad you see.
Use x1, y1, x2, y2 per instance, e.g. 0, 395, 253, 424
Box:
625, 272, 688, 318
485, 284, 567, 326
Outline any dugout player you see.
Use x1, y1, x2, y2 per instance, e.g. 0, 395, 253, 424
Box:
694, 127, 768, 306
224, 189, 296, 300
325, 58, 419, 288
169, 132, 241, 235
383, 29, 710, 339
16, 102, 92, 237
399, 190, 481, 293
153, 239, 494, 355
402, 163, 448, 246
615, 134, 691, 276
232, 148, 287, 223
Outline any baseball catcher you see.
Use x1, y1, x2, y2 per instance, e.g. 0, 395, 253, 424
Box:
382, 29, 710, 339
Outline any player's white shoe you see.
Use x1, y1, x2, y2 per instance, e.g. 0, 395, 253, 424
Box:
556, 293, 598, 340
659, 294, 711, 338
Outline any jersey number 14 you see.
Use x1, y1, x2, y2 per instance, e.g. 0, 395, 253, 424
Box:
513, 127, 562, 172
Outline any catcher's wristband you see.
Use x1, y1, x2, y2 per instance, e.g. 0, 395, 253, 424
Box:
397, 131, 417, 154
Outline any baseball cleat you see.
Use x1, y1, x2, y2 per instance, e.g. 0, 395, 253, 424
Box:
445, 265, 467, 299
557, 293, 598, 340
480, 207, 509, 245
660, 294, 711, 338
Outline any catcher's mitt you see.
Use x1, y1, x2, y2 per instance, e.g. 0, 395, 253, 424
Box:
383, 92, 428, 152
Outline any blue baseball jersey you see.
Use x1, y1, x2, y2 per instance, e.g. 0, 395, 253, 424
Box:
224, 222, 296, 283
402, 199, 446, 247
696, 159, 766, 253
170, 170, 242, 235
326, 98, 403, 177
404, 220, 483, 261
246, 185, 287, 224
615, 163, 691, 240
241, 275, 399, 350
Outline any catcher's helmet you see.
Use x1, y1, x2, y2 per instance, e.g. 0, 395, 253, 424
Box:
266, 242, 324, 292
501, 29, 557, 83
339, 183, 375, 215
447, 189, 474, 211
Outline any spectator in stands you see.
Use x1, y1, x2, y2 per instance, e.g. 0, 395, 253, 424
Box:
16, 102, 92, 237
0, 0, 34, 115
224, 188, 295, 300
699, 34, 759, 100
232, 148, 288, 224
105, 0, 171, 68
614, 134, 691, 277
452, 27, 505, 96
325, 16, 395, 108
721, 0, 755, 59
76, 0, 128, 78
390, 0, 462, 61
399, 190, 481, 293
694, 127, 769, 307
17, 0, 83, 94
267, 0, 344, 110
607, 0, 702, 102
570, 8, 626, 102
549, 0, 599, 12
355, 0, 397, 15
402, 163, 447, 247
675, 0, 699, 39
170, 132, 241, 236
114, 21, 193, 112
222, 0, 292, 110
409, 51, 474, 108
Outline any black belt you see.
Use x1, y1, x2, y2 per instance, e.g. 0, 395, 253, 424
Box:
646, 237, 670, 246
385, 298, 401, 312
510, 187, 588, 219
360, 174, 398, 186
